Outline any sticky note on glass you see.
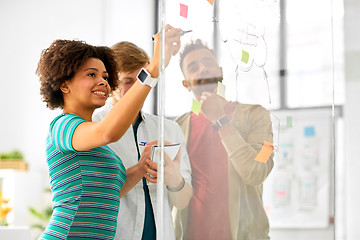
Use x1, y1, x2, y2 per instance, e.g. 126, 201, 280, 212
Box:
207, 0, 215, 5
180, 3, 188, 18
304, 126, 315, 137
217, 81, 226, 98
241, 50, 249, 64
192, 99, 201, 115
255, 141, 274, 163
286, 116, 292, 128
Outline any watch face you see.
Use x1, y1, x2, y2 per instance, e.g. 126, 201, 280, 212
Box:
137, 69, 149, 83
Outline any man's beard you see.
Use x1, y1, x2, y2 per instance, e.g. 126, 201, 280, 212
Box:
192, 76, 223, 96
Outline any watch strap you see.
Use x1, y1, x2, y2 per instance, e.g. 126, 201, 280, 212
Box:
137, 68, 158, 88
213, 115, 230, 131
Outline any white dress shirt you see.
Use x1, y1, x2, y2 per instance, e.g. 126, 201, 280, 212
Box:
93, 102, 192, 240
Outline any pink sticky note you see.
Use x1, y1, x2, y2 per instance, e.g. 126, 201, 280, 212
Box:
180, 3, 188, 18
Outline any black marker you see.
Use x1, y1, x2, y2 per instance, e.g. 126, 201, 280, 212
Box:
152, 30, 192, 41
178, 30, 192, 36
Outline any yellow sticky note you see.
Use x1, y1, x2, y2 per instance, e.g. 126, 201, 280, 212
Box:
207, 0, 215, 5
217, 81, 226, 98
192, 99, 202, 115
254, 141, 274, 163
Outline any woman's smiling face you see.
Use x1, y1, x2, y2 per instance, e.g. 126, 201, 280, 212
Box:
63, 57, 111, 110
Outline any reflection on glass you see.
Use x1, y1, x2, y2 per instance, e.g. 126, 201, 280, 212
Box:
158, 0, 339, 239
171, 39, 274, 240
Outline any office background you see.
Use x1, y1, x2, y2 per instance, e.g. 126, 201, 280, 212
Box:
0, 0, 359, 239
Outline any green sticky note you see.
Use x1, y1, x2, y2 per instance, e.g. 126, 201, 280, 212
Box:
217, 81, 226, 98
241, 50, 249, 64
192, 99, 201, 115
286, 116, 292, 128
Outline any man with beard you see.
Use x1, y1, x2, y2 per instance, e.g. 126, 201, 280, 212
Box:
173, 39, 274, 240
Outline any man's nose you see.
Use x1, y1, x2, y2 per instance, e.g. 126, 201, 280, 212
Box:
198, 63, 207, 74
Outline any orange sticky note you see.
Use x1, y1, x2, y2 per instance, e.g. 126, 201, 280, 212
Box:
180, 3, 188, 18
207, 0, 215, 5
254, 141, 273, 163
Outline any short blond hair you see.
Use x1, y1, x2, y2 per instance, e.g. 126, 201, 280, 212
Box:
111, 41, 150, 73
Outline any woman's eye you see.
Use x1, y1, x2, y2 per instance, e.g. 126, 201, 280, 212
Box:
88, 73, 96, 77
103, 76, 109, 81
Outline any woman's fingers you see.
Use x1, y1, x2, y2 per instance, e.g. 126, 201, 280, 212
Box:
144, 173, 157, 183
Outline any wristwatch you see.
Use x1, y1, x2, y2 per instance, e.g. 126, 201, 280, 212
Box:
137, 68, 158, 88
213, 115, 230, 131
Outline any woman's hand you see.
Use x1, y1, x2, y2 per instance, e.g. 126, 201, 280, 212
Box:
147, 24, 183, 78
136, 144, 152, 176
142, 141, 183, 187
141, 140, 158, 183
119, 144, 152, 198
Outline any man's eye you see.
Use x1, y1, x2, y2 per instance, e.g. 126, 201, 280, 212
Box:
188, 65, 198, 73
120, 80, 133, 85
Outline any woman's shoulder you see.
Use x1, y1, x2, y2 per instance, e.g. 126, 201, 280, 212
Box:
49, 113, 86, 131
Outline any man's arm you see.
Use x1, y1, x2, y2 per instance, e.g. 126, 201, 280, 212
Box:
167, 126, 193, 209
219, 105, 274, 186
199, 92, 274, 186
168, 182, 193, 210
145, 138, 193, 209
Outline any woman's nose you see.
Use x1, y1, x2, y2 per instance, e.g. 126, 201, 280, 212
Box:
98, 79, 108, 87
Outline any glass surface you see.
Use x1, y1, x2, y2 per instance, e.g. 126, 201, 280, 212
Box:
156, 0, 343, 239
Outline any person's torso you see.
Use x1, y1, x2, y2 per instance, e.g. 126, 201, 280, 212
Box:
109, 113, 179, 240
185, 113, 232, 240
45, 113, 126, 239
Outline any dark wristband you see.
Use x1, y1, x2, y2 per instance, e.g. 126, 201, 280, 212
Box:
213, 115, 230, 131
166, 177, 185, 192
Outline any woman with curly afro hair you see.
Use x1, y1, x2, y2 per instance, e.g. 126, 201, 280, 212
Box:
37, 25, 183, 240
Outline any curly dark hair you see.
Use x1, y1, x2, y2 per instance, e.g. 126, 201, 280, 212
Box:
179, 39, 217, 73
36, 39, 119, 109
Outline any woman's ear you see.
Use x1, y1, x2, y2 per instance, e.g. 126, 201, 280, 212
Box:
60, 82, 70, 93
182, 80, 191, 92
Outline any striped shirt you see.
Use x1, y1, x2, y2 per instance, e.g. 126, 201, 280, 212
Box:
40, 113, 126, 240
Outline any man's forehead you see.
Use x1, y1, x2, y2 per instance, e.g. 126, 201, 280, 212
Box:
184, 49, 216, 65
